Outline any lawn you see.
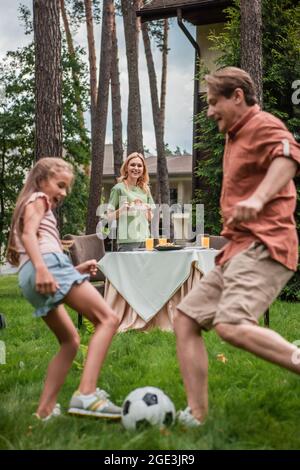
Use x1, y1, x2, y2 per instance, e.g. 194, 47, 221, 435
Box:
0, 275, 300, 450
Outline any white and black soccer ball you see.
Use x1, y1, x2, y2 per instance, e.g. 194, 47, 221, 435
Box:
121, 386, 176, 431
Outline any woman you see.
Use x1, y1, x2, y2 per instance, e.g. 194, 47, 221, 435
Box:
107, 152, 155, 251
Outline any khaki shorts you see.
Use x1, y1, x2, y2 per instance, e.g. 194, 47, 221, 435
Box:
177, 243, 294, 330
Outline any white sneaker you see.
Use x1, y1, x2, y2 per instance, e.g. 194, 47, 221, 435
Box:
68, 388, 121, 419
34, 403, 61, 422
177, 407, 202, 427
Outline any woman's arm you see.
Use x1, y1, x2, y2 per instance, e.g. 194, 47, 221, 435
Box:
145, 193, 155, 222
106, 202, 129, 222
21, 199, 59, 294
106, 185, 129, 222
144, 203, 153, 222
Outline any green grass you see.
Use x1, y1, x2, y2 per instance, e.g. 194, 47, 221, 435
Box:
0, 275, 300, 450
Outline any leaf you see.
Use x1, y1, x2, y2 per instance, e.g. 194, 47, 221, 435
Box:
216, 353, 228, 364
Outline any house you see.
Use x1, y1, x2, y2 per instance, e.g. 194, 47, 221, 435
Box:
137, 0, 233, 197
137, 0, 231, 77
102, 144, 192, 205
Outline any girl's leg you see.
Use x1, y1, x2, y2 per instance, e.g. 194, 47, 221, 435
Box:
64, 281, 119, 394
37, 305, 80, 418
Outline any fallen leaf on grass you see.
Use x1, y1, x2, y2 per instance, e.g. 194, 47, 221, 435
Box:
216, 353, 228, 363
160, 427, 171, 436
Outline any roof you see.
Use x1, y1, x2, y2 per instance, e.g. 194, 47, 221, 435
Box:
137, 0, 232, 25
146, 154, 192, 176
103, 144, 192, 177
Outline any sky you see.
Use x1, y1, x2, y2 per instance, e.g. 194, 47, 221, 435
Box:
0, 0, 196, 155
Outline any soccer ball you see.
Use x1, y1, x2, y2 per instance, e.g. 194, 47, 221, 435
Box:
121, 386, 176, 431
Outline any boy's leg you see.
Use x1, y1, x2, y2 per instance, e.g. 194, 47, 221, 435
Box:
64, 281, 119, 395
38, 305, 80, 418
214, 243, 298, 373
174, 311, 208, 423
215, 322, 300, 373
174, 266, 224, 423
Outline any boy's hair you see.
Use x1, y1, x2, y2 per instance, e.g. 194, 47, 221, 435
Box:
205, 67, 258, 106
118, 152, 150, 194
6, 157, 74, 266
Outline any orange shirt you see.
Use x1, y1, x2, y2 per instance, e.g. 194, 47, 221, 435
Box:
216, 104, 300, 271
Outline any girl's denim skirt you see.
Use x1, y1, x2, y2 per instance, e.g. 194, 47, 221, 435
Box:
18, 252, 89, 317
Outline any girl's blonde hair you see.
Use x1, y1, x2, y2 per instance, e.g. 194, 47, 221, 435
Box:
6, 157, 74, 266
118, 152, 150, 193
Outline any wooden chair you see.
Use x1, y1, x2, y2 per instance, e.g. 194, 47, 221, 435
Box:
63, 234, 106, 328
209, 235, 228, 250
0, 313, 6, 329
208, 235, 270, 327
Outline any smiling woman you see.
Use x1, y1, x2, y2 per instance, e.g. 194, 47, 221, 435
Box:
106, 152, 155, 251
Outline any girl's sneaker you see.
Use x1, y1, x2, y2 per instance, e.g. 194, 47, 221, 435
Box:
34, 403, 61, 422
177, 407, 203, 427
68, 388, 121, 419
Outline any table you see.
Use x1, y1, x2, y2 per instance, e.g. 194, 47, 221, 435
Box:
98, 248, 218, 332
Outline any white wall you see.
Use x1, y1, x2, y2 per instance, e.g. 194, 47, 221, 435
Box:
197, 22, 225, 91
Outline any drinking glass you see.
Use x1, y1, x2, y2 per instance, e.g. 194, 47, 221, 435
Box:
145, 238, 154, 250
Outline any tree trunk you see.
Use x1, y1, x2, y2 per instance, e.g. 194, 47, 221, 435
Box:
160, 18, 168, 137
157, 18, 169, 202
142, 23, 170, 205
84, 0, 97, 121
0, 150, 5, 262
83, 0, 98, 179
121, 0, 143, 154
86, 0, 113, 234
33, 0, 62, 160
111, 1, 123, 179
240, 0, 263, 106
60, 0, 85, 132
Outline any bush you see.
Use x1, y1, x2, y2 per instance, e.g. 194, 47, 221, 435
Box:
280, 271, 300, 302
279, 247, 300, 302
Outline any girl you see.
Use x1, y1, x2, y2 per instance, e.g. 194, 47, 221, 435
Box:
107, 152, 155, 251
7, 157, 121, 421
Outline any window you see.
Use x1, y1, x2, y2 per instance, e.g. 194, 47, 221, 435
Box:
169, 188, 178, 206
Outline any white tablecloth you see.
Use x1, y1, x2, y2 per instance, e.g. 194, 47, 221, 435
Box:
98, 248, 218, 323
